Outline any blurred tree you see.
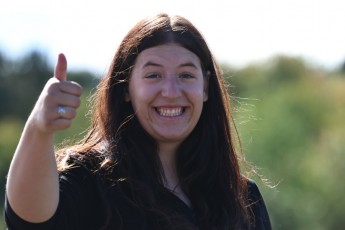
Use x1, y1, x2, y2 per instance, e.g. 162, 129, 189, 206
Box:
266, 55, 308, 84
226, 64, 266, 97
0, 50, 98, 120
0, 52, 5, 75
229, 59, 345, 229
0, 51, 11, 118
0, 51, 51, 119
341, 59, 345, 74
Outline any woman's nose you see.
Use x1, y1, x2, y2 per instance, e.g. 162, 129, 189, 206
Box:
161, 76, 182, 98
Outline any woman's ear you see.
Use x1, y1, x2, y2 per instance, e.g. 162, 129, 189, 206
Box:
203, 71, 210, 102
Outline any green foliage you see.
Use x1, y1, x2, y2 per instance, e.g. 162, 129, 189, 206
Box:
0, 51, 52, 119
0, 51, 99, 120
266, 55, 308, 83
227, 56, 345, 229
341, 60, 345, 74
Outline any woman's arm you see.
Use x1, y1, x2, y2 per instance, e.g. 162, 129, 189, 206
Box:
5, 54, 82, 223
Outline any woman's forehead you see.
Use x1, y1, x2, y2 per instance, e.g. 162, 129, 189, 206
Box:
135, 44, 201, 68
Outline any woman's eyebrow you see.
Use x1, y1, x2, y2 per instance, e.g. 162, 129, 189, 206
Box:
179, 62, 198, 69
142, 61, 198, 69
143, 61, 162, 68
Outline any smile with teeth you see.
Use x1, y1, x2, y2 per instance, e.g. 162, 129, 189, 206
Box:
156, 107, 184, 117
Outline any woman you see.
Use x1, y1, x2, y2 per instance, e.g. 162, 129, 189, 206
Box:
4, 13, 271, 229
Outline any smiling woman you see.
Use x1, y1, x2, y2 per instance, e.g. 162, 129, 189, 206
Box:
128, 44, 207, 148
4, 13, 271, 230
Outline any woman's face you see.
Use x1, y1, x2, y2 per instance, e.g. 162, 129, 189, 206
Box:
128, 44, 208, 151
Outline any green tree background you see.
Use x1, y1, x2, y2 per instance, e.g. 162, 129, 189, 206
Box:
1, 50, 344, 229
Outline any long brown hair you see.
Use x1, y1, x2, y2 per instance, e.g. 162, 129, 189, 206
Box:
58, 13, 251, 229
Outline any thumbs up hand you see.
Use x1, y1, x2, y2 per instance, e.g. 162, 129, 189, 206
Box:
29, 53, 83, 134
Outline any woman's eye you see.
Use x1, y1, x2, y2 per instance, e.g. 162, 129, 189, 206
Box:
179, 73, 195, 79
145, 73, 161, 79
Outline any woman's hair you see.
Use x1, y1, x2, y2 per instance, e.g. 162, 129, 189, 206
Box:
58, 13, 251, 229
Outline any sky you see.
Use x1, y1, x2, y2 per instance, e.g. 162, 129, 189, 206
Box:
1, 0, 345, 74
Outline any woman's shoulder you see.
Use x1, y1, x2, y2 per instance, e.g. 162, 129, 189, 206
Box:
246, 179, 272, 230
57, 149, 120, 189
56, 150, 106, 188
247, 179, 264, 201
57, 147, 107, 171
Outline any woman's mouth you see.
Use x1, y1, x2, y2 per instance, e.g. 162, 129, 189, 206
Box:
155, 107, 184, 117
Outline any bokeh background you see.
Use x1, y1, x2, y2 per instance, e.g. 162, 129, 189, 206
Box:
1, 0, 345, 229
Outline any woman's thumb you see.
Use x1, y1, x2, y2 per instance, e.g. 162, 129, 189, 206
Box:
54, 53, 67, 81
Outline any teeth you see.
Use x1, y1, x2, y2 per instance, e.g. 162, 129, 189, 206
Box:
157, 107, 183, 117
